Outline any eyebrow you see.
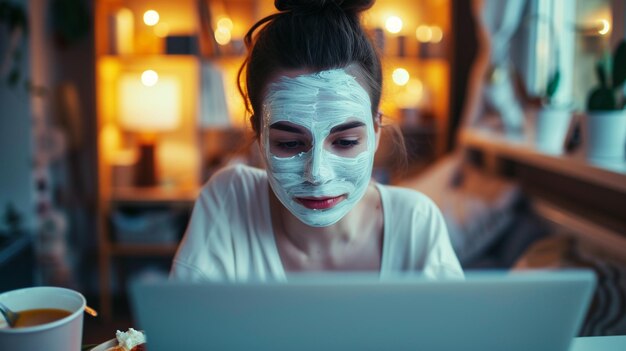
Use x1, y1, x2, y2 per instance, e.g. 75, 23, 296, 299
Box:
329, 121, 366, 134
269, 120, 366, 134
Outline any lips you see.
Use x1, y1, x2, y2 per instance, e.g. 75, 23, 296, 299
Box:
296, 195, 346, 210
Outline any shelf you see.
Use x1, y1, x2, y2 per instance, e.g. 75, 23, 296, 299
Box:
98, 54, 198, 62
109, 243, 178, 256
110, 186, 199, 204
460, 122, 626, 262
533, 198, 626, 262
459, 126, 626, 194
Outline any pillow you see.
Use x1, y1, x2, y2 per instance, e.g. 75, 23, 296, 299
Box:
400, 153, 521, 264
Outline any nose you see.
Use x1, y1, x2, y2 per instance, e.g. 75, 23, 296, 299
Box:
304, 145, 332, 184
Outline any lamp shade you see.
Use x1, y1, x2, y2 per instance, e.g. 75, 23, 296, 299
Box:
117, 72, 181, 131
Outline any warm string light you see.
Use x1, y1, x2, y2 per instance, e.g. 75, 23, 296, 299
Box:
385, 16, 403, 34
416, 25, 432, 43
143, 10, 159, 26
141, 70, 158, 87
396, 78, 425, 109
217, 17, 233, 31
378, 12, 445, 43
392, 68, 410, 86
430, 26, 443, 43
215, 17, 233, 45
406, 79, 424, 100
416, 25, 443, 43
598, 19, 610, 35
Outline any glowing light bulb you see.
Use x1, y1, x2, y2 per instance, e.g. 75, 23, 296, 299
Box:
141, 70, 159, 87
217, 17, 233, 31
430, 26, 443, 43
416, 25, 432, 43
385, 16, 403, 34
214, 27, 231, 45
143, 10, 160, 26
392, 68, 410, 86
598, 19, 610, 35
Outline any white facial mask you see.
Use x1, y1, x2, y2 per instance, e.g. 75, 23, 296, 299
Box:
261, 68, 375, 227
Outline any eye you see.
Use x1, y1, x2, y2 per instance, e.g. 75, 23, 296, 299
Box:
333, 139, 360, 148
276, 140, 306, 149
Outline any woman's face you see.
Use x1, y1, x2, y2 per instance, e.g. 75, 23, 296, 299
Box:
260, 68, 378, 227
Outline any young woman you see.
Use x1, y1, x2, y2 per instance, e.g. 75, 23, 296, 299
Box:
170, 0, 463, 281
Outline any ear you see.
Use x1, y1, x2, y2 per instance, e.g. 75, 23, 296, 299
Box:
374, 111, 382, 152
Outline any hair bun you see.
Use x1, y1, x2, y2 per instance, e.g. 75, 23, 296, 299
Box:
274, 0, 374, 15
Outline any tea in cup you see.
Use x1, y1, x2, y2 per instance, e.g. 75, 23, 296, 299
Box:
0, 286, 86, 351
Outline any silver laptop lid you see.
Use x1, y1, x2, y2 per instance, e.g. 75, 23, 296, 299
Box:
130, 270, 595, 351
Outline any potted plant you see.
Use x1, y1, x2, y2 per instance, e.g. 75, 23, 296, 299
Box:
584, 39, 626, 161
535, 68, 573, 155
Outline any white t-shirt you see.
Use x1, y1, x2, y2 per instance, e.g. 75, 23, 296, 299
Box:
171, 164, 463, 281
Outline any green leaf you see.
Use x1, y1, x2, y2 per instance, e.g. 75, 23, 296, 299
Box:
587, 87, 616, 111
546, 70, 560, 100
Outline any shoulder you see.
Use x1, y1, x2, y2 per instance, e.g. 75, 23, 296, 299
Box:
379, 183, 463, 277
172, 165, 270, 281
377, 184, 440, 216
207, 163, 267, 188
378, 183, 447, 244
200, 164, 267, 198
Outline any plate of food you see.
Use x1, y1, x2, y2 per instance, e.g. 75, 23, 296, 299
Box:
88, 328, 146, 351
88, 338, 116, 351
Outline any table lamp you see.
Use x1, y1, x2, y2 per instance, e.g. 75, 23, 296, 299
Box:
117, 70, 181, 187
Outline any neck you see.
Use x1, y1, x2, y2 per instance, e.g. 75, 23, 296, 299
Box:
269, 186, 369, 256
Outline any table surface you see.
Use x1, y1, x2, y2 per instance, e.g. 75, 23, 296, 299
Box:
84, 335, 625, 350
571, 335, 626, 351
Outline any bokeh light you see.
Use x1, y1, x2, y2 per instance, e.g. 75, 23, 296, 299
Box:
416, 25, 432, 43
215, 27, 232, 45
430, 26, 443, 43
392, 68, 410, 86
143, 10, 160, 26
141, 70, 159, 87
385, 16, 403, 34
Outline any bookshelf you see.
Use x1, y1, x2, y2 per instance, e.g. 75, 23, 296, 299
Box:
459, 121, 626, 261
94, 0, 454, 320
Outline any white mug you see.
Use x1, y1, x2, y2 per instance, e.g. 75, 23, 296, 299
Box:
0, 286, 86, 351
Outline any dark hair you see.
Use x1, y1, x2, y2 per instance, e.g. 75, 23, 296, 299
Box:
237, 0, 382, 137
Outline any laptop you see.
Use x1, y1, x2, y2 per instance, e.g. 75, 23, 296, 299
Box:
130, 270, 595, 351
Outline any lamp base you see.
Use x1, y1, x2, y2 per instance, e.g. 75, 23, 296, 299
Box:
135, 141, 157, 187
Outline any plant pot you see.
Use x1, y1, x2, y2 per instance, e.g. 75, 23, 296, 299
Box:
582, 110, 626, 161
534, 107, 572, 155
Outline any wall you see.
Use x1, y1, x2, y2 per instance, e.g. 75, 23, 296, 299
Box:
1, 0, 97, 288
611, 0, 625, 48
0, 0, 34, 232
